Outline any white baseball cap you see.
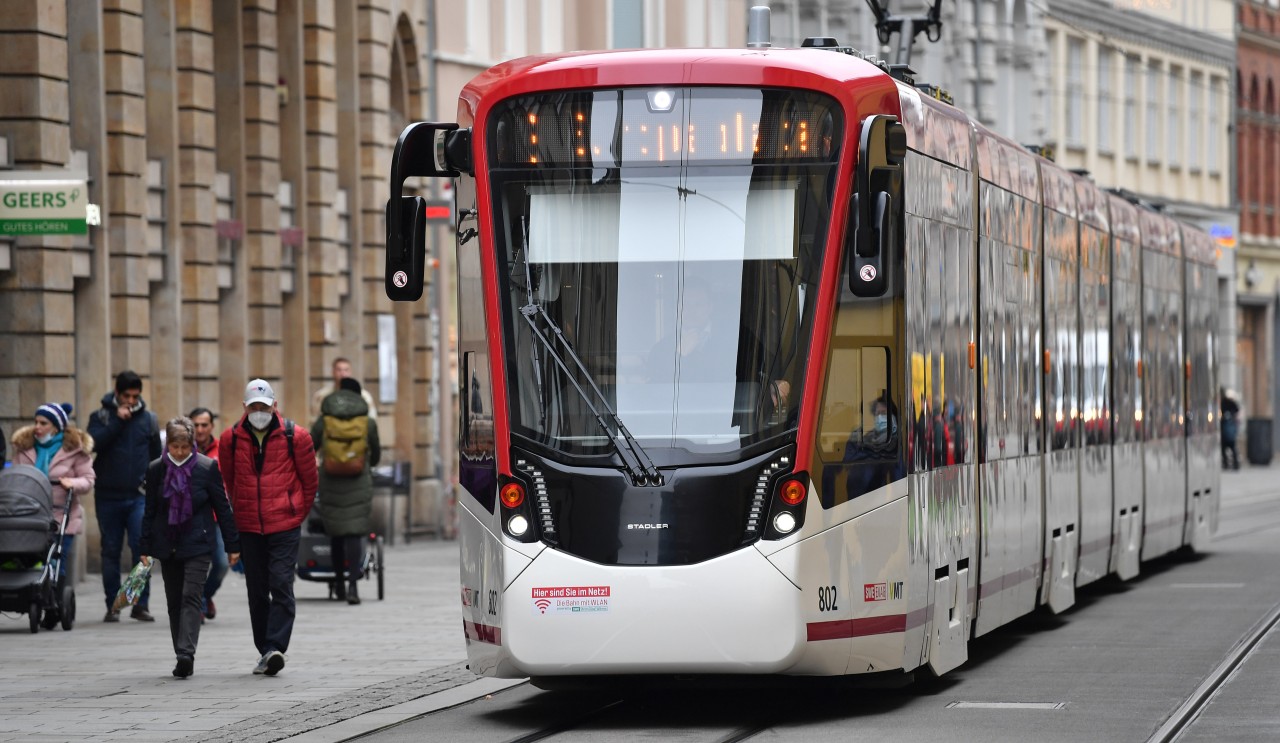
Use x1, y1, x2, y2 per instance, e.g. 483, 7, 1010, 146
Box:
244, 378, 276, 406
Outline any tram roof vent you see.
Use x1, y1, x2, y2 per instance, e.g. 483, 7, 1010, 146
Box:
889, 64, 916, 84
801, 37, 840, 48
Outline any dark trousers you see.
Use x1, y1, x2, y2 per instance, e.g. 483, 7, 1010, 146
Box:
331, 535, 364, 585
1222, 439, 1240, 470
204, 527, 228, 608
161, 555, 211, 659
240, 528, 300, 655
97, 495, 150, 610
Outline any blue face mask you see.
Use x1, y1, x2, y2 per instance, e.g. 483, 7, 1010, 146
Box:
874, 414, 888, 433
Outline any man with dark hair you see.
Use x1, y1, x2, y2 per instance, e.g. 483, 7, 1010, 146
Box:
87, 369, 162, 622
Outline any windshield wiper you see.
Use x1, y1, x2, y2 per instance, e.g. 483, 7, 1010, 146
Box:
518, 302, 664, 487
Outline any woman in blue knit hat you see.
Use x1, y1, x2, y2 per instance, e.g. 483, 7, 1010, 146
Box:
10, 403, 97, 583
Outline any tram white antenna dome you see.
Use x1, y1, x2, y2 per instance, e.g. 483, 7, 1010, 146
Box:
747, 6, 771, 48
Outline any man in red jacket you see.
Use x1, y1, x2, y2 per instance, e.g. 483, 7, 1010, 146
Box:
219, 378, 318, 676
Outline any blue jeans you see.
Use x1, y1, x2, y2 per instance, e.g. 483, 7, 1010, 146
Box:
97, 495, 150, 610
59, 534, 74, 579
203, 526, 228, 610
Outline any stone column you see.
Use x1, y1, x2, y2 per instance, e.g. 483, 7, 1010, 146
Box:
103, 0, 152, 383
176, 0, 221, 410
0, 2, 75, 450
242, 0, 284, 394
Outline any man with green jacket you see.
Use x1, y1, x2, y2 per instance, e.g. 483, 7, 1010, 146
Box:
310, 377, 380, 604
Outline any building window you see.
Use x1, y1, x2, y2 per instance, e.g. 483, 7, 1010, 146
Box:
612, 0, 644, 48
1125, 56, 1138, 160
1208, 77, 1221, 174
1188, 72, 1202, 171
1097, 48, 1112, 154
1066, 38, 1084, 147
1167, 68, 1181, 169
1146, 61, 1161, 163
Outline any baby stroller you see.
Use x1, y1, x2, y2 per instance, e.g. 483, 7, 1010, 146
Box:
296, 517, 385, 601
0, 465, 76, 633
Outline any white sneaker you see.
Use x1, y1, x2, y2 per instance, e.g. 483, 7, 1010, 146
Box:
252, 653, 270, 675
263, 650, 286, 676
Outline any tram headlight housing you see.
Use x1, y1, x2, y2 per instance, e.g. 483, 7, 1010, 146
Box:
498, 474, 539, 543
763, 472, 809, 542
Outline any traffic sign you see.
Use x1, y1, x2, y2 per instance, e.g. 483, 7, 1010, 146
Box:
0, 171, 89, 235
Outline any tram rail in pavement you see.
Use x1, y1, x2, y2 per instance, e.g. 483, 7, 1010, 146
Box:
1, 462, 1276, 742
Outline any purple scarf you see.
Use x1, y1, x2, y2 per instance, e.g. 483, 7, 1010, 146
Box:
162, 452, 197, 527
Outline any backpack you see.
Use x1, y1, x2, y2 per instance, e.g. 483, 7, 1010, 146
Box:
321, 415, 368, 477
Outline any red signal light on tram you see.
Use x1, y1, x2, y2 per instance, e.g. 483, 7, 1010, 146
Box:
779, 478, 806, 506
500, 482, 526, 509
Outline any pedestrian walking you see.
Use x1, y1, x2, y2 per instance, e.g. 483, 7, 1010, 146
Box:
87, 370, 162, 622
140, 417, 241, 678
311, 357, 378, 421
1221, 387, 1241, 471
219, 378, 318, 676
10, 403, 95, 586
311, 377, 381, 604
189, 407, 227, 621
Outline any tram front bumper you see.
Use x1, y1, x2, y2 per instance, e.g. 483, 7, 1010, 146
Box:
499, 545, 805, 677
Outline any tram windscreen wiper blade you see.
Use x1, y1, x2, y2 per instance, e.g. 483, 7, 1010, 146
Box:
519, 302, 664, 487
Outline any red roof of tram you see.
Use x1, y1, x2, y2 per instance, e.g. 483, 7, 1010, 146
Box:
460, 47, 901, 120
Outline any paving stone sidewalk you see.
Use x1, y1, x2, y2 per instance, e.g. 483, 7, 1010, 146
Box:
0, 538, 485, 743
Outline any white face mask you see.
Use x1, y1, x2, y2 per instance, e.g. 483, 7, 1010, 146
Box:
247, 411, 273, 430
36, 432, 55, 445
168, 451, 193, 466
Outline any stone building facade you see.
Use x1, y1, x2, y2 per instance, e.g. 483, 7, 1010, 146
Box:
1236, 0, 1280, 459
0, 0, 446, 558
0, 1, 754, 568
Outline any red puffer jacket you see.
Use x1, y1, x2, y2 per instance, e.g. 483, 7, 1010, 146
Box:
218, 412, 319, 535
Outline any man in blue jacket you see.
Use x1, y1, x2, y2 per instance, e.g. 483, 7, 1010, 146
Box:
87, 370, 162, 622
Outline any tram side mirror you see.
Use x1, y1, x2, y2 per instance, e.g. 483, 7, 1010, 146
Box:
848, 115, 906, 298
386, 122, 470, 301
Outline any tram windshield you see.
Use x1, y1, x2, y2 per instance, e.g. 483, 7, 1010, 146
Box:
488, 87, 843, 459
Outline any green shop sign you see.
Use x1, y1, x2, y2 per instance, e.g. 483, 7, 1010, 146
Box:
0, 171, 89, 235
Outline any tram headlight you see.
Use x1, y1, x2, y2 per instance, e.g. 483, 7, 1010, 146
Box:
773, 512, 797, 534
508, 514, 530, 537
647, 89, 676, 112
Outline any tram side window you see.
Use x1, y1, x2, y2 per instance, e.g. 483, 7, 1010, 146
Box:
816, 345, 903, 507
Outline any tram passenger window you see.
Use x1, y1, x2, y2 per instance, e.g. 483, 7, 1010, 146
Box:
816, 345, 903, 507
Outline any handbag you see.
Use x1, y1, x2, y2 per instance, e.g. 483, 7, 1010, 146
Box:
111, 561, 153, 612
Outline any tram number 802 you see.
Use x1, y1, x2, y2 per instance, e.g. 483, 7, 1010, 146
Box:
817, 585, 839, 612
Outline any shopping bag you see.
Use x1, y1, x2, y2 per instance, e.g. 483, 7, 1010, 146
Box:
112, 561, 152, 612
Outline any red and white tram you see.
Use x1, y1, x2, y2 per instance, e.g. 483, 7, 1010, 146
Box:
386, 28, 1219, 683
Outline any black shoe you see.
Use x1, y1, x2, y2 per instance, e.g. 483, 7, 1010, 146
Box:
103, 609, 120, 623
173, 656, 194, 679
131, 606, 156, 622
347, 582, 360, 605
204, 598, 217, 620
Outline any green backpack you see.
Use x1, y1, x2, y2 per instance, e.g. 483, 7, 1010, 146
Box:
321, 415, 368, 477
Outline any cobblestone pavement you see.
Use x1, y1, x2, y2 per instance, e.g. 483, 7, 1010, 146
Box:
0, 537, 517, 743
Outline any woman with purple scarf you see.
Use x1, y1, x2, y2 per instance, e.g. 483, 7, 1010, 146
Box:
140, 417, 240, 679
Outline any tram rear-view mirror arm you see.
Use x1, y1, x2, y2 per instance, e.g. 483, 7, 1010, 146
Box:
385, 122, 470, 302
849, 115, 904, 297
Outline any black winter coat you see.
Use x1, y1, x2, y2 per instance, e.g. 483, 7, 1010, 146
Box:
87, 392, 162, 499
141, 454, 241, 561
